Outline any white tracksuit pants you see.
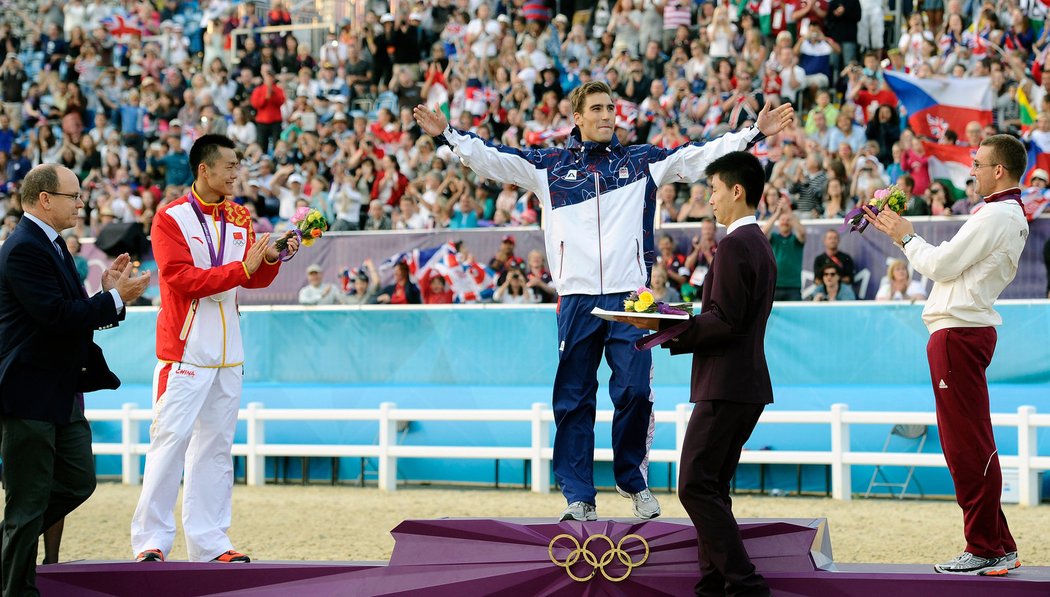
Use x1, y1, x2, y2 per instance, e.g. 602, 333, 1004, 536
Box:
130, 362, 242, 561
858, 0, 885, 50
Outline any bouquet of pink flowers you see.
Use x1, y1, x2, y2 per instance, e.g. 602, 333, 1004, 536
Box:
623, 287, 694, 316
840, 185, 908, 234
275, 207, 328, 260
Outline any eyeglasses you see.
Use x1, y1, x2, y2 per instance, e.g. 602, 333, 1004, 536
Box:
823, 272, 839, 278
46, 190, 82, 202
971, 162, 1000, 170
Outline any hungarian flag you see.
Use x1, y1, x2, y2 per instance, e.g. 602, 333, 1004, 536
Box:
424, 70, 450, 120
885, 71, 993, 140
923, 141, 975, 199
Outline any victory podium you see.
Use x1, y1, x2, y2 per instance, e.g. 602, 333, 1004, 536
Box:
36, 518, 1049, 596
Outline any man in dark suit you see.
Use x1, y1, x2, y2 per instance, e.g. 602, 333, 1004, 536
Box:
0, 164, 149, 596
621, 151, 776, 597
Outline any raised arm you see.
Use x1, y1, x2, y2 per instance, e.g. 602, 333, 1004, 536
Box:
413, 104, 550, 193
649, 102, 793, 186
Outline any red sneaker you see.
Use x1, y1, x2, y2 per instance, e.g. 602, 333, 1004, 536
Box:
212, 550, 251, 563
135, 549, 164, 562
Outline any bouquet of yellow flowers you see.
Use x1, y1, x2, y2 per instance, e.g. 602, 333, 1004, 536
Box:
275, 206, 327, 260
841, 185, 908, 234
624, 287, 694, 316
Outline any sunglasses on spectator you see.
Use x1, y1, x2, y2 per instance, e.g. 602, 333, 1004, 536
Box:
822, 271, 839, 278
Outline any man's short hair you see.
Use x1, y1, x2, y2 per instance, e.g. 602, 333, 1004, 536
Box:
704, 152, 764, 208
569, 81, 612, 116
980, 134, 1027, 182
189, 134, 237, 178
20, 164, 60, 207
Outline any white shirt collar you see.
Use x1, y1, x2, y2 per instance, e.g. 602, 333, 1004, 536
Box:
21, 211, 61, 245
726, 215, 757, 236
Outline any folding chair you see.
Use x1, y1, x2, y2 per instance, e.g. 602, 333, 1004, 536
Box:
864, 424, 927, 499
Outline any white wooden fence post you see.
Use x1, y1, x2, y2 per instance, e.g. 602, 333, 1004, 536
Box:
246, 402, 265, 486
1017, 406, 1038, 507
675, 403, 691, 492
378, 402, 398, 491
530, 403, 550, 494
121, 402, 140, 485
831, 403, 851, 501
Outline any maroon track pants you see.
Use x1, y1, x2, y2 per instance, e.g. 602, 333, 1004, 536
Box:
926, 327, 1016, 558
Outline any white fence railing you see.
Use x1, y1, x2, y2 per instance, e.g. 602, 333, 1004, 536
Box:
85, 403, 1050, 506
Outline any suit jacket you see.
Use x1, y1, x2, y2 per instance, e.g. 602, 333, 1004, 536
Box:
663, 223, 776, 404
0, 217, 123, 423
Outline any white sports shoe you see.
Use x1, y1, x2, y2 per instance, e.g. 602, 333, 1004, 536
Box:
616, 486, 661, 519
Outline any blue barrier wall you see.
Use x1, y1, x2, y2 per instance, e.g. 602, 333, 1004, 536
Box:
92, 303, 1050, 495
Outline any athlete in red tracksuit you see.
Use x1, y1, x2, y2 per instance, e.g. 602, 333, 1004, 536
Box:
131, 135, 299, 563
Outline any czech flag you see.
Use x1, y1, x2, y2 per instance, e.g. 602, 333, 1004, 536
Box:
884, 71, 993, 140
1024, 139, 1050, 186
923, 141, 975, 199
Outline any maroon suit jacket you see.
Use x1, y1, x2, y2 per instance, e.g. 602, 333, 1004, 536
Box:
662, 222, 776, 404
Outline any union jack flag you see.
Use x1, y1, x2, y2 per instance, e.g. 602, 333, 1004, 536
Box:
926, 114, 949, 140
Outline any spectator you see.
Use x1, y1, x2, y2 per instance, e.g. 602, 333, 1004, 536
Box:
811, 263, 857, 301
814, 229, 856, 284
656, 233, 689, 290
299, 264, 344, 305
524, 249, 556, 303
421, 271, 455, 304
489, 235, 523, 282
875, 258, 927, 301
684, 217, 718, 293
762, 200, 807, 300
900, 137, 931, 197
250, 67, 285, 152
898, 174, 930, 216
363, 199, 392, 231
493, 268, 540, 303
650, 264, 681, 303
344, 260, 380, 305
826, 0, 862, 76
376, 261, 421, 305
677, 183, 713, 222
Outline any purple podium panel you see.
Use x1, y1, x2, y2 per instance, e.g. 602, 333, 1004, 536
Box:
35, 519, 1050, 596
35, 561, 380, 597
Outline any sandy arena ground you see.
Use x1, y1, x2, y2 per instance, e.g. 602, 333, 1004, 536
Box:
9, 483, 1049, 566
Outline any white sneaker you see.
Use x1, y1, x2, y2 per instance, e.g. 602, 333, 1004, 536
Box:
1003, 551, 1021, 570
559, 501, 597, 522
616, 486, 661, 519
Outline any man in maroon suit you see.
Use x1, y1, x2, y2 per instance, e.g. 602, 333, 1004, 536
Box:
620, 151, 776, 597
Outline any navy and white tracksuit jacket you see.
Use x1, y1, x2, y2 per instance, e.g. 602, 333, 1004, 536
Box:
443, 124, 765, 504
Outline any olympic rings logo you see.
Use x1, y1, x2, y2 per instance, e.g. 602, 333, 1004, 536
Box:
547, 533, 650, 582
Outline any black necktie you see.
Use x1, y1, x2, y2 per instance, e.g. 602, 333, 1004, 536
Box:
54, 237, 87, 298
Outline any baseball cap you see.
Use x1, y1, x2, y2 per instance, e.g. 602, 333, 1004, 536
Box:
169, 119, 183, 128
332, 112, 348, 122
502, 234, 515, 245
288, 173, 304, 184
307, 264, 323, 274
409, 12, 423, 21
380, 13, 395, 23
1032, 169, 1049, 182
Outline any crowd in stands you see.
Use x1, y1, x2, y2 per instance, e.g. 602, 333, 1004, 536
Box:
0, 0, 1048, 305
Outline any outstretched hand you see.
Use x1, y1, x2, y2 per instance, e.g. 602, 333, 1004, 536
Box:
413, 104, 448, 137
755, 101, 795, 138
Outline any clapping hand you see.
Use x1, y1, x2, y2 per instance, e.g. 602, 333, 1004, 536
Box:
112, 258, 151, 304
102, 253, 131, 292
244, 233, 271, 274
755, 101, 795, 137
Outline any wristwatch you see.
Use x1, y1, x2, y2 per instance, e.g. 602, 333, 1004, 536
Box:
900, 233, 915, 247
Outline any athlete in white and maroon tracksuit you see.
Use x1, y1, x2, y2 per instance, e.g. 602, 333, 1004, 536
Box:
131, 135, 298, 562
866, 135, 1028, 576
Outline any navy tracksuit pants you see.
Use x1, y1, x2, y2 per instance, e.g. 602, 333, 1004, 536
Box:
553, 293, 655, 505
